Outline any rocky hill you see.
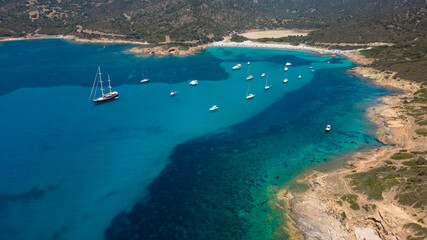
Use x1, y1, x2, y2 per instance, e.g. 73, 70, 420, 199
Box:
1, 0, 426, 42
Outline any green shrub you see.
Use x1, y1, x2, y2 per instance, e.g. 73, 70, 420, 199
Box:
341, 194, 360, 210
415, 129, 427, 136
390, 152, 414, 160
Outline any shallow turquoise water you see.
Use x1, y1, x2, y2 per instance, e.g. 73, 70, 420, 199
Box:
0, 40, 386, 240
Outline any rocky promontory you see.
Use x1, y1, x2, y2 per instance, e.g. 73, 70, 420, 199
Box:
128, 43, 208, 57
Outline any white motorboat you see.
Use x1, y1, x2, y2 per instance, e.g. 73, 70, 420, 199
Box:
261, 73, 266, 78
232, 64, 242, 70
325, 125, 331, 132
189, 80, 198, 86
170, 91, 177, 96
286, 62, 292, 66
283, 78, 288, 83
246, 93, 255, 99
310, 66, 313, 69
284, 67, 288, 71
247, 61, 251, 65
246, 75, 254, 81
312, 70, 315, 72
209, 105, 218, 111
140, 78, 149, 83
298, 75, 302, 79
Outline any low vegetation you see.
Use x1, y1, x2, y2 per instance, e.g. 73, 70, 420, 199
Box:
390, 152, 415, 160
415, 128, 427, 136
347, 166, 399, 200
348, 157, 427, 209
404, 223, 427, 240
340, 194, 360, 210
230, 35, 248, 43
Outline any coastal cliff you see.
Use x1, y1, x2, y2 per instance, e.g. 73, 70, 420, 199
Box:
279, 52, 427, 240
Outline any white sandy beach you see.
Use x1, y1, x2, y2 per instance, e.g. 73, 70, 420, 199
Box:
240, 29, 312, 39
210, 41, 361, 55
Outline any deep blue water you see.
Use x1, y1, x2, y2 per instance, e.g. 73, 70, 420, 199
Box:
0, 39, 387, 240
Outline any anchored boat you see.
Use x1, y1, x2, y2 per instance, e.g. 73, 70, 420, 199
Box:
189, 80, 198, 86
232, 64, 242, 70
209, 105, 218, 111
89, 66, 119, 103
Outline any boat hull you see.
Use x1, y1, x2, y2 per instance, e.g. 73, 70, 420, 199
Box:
93, 92, 119, 103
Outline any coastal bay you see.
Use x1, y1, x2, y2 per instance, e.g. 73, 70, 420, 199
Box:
0, 39, 390, 240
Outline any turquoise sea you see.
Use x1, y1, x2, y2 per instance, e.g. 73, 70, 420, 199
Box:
0, 39, 386, 240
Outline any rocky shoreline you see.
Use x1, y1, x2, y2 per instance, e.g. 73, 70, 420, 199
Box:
0, 34, 148, 45
127, 44, 208, 57
278, 52, 426, 240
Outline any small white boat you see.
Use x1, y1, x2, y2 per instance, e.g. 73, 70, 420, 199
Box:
246, 75, 253, 81
209, 105, 218, 111
286, 62, 292, 66
327, 61, 330, 64
247, 62, 251, 65
189, 80, 198, 86
325, 125, 331, 132
312, 70, 315, 72
310, 66, 313, 69
284, 67, 288, 71
232, 64, 242, 70
246, 93, 255, 99
298, 75, 302, 79
261, 73, 266, 78
140, 78, 149, 83
170, 91, 177, 96
283, 78, 288, 83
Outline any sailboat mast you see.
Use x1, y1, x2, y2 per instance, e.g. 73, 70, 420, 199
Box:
246, 81, 250, 96
99, 67, 105, 96
108, 74, 112, 93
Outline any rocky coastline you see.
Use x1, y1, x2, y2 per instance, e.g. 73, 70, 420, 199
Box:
278, 51, 427, 240
127, 44, 208, 57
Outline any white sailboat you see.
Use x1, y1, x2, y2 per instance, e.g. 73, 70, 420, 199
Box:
265, 75, 271, 90
232, 64, 242, 70
286, 62, 292, 66
246, 61, 253, 80
298, 75, 302, 79
284, 67, 288, 71
209, 105, 218, 111
140, 71, 149, 83
189, 80, 198, 86
246, 93, 255, 99
283, 78, 288, 83
170, 91, 177, 96
261, 73, 266, 78
89, 67, 119, 103
246, 82, 255, 99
